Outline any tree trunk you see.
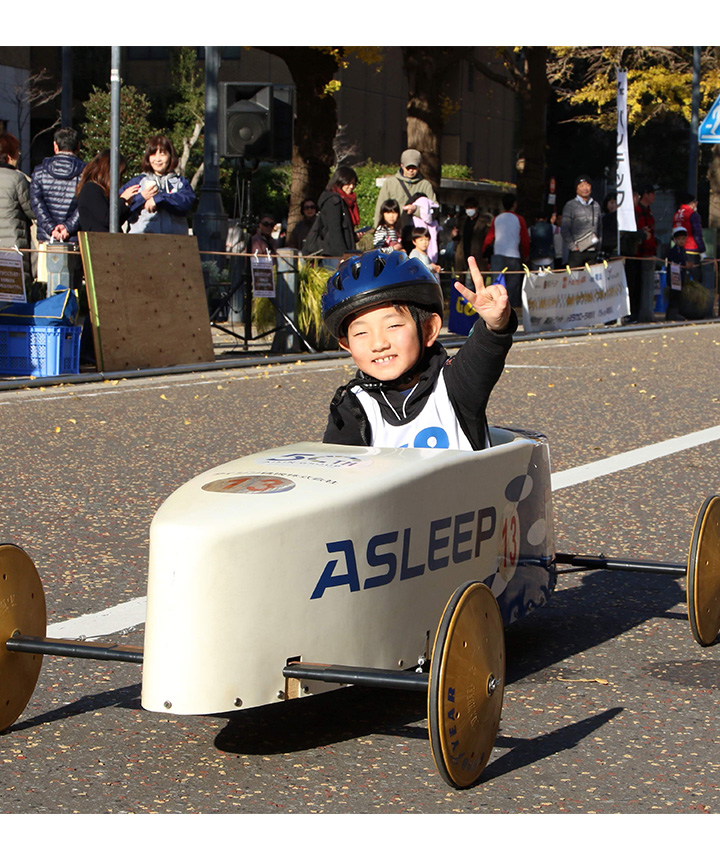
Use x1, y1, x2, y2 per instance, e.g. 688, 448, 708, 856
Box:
402, 48, 446, 189
402, 48, 472, 189
178, 120, 203, 178
260, 48, 340, 233
514, 47, 550, 222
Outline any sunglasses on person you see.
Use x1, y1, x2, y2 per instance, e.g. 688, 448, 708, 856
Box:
260, 220, 275, 227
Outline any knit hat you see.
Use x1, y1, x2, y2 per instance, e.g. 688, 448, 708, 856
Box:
575, 174, 592, 188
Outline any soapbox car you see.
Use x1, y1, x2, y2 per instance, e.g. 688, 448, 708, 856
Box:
2, 427, 719, 789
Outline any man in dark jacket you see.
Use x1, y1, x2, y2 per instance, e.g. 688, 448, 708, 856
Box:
30, 128, 86, 243
454, 196, 489, 274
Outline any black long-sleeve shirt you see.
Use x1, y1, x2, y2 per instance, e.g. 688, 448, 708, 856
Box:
323, 310, 517, 450
77, 182, 131, 233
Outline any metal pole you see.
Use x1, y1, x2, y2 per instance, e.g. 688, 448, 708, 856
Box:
688, 46, 701, 198
194, 47, 228, 255
61, 47, 73, 128
202, 47, 220, 194
6, 635, 144, 664
283, 662, 429, 692
555, 552, 685, 577
109, 47, 121, 234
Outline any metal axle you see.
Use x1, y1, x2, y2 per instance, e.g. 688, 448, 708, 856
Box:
6, 634, 144, 664
283, 662, 429, 692
555, 552, 686, 577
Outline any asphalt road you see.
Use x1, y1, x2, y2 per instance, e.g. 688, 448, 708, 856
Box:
2, 322, 720, 813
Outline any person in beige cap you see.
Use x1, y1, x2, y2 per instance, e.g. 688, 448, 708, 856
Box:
373, 148, 437, 228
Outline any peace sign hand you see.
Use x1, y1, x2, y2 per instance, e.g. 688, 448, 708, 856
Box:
454, 256, 511, 332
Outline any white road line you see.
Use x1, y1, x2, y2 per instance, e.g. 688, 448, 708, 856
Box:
551, 424, 720, 491
47, 424, 720, 640
48, 596, 147, 639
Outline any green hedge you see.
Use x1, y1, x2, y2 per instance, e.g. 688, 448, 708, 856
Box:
222, 161, 476, 228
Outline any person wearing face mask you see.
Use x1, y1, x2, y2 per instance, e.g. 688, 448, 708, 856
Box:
120, 136, 195, 235
454, 197, 489, 275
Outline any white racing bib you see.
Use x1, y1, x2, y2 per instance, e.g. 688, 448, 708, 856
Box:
352, 372, 473, 450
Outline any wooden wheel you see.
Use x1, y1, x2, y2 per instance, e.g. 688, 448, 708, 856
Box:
0, 545, 46, 731
688, 495, 720, 646
428, 581, 504, 789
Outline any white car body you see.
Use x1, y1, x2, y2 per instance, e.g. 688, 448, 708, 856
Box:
142, 428, 555, 715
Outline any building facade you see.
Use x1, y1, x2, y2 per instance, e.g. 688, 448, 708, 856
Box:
25, 47, 518, 187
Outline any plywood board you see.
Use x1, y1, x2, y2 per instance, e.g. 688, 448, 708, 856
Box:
78, 233, 214, 372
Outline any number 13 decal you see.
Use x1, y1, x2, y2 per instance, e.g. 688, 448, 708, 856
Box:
498, 503, 520, 583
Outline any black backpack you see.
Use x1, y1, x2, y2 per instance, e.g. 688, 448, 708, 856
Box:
301, 212, 325, 256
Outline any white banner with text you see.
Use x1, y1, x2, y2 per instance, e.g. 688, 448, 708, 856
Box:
521, 260, 630, 332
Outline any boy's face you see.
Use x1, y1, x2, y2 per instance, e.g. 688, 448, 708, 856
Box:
675, 233, 687, 246
339, 303, 441, 385
414, 234, 430, 252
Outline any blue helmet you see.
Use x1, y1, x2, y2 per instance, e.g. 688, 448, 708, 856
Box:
321, 249, 444, 338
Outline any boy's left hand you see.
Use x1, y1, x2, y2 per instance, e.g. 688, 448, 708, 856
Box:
454, 256, 511, 332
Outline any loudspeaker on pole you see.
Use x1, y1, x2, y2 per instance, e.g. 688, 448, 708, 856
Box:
219, 82, 294, 161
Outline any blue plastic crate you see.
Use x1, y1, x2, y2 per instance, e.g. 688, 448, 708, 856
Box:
0, 325, 81, 377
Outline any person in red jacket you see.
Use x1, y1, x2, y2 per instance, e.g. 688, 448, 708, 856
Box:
624, 184, 658, 322
635, 185, 657, 258
673, 192, 706, 279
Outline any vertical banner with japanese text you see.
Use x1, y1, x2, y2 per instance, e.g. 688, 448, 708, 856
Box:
616, 69, 637, 232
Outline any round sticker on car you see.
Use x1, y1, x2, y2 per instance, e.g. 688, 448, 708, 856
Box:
202, 476, 296, 494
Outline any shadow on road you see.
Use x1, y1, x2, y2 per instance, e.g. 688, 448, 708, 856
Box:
482, 707, 623, 784
6, 683, 141, 734
504, 568, 686, 682
215, 685, 428, 755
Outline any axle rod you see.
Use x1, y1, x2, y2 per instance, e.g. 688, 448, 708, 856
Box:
283, 662, 428, 692
6, 635, 144, 664
555, 552, 686, 577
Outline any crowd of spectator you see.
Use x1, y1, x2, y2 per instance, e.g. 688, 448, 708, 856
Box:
0, 127, 196, 294
1, 126, 713, 327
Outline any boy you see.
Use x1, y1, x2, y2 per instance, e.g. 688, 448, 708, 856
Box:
409, 226, 441, 276
322, 249, 516, 450
666, 227, 688, 322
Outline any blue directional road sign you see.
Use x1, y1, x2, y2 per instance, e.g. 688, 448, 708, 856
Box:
699, 94, 720, 143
